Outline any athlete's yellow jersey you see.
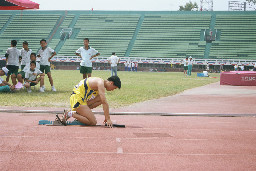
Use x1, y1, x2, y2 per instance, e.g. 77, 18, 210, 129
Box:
70, 78, 99, 111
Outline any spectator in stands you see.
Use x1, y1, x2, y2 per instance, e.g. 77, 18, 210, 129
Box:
108, 52, 120, 76
38, 39, 56, 91
0, 67, 14, 92
24, 61, 44, 93
20, 41, 32, 71
183, 57, 188, 76
187, 56, 193, 76
5, 40, 20, 86
76, 38, 100, 79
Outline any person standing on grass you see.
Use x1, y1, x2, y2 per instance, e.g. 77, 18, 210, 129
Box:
183, 57, 188, 76
76, 38, 100, 79
108, 52, 120, 76
38, 39, 56, 92
20, 41, 32, 71
5, 40, 21, 86
187, 56, 193, 76
128, 61, 131, 71
234, 64, 238, 71
62, 76, 121, 128
134, 62, 138, 72
124, 61, 129, 71
240, 65, 244, 71
131, 62, 135, 71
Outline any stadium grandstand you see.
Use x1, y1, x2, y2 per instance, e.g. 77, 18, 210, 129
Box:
0, 10, 255, 71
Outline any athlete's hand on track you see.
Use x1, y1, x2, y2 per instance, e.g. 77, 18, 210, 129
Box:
104, 119, 113, 128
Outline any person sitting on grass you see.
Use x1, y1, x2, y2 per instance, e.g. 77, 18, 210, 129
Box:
62, 76, 121, 128
0, 67, 15, 92
17, 53, 42, 89
24, 61, 45, 93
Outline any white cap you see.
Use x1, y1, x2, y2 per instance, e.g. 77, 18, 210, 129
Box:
1, 67, 9, 76
189, 56, 192, 59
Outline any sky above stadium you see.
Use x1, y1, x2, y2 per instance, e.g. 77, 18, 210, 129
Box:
32, 0, 234, 11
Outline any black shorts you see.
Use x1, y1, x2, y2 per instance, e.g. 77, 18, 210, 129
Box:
40, 65, 51, 74
7, 65, 19, 76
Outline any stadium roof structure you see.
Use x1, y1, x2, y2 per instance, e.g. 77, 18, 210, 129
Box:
0, 0, 39, 10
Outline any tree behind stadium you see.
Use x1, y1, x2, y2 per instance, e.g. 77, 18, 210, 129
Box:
179, 1, 198, 11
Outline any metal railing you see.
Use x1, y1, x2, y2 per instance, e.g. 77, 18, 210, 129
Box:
1, 56, 256, 66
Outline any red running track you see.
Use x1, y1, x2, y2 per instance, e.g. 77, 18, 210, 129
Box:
0, 113, 256, 170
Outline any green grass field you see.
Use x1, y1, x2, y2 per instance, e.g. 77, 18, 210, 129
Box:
0, 70, 220, 108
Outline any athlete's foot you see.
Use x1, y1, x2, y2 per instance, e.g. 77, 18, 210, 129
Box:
62, 109, 70, 124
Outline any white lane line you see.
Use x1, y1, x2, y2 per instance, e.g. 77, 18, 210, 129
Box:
116, 138, 121, 143
116, 137, 123, 154
0, 136, 34, 138
117, 147, 123, 154
244, 130, 256, 132
1, 150, 255, 156
125, 137, 160, 140
74, 137, 101, 139
0, 135, 102, 139
209, 122, 233, 124
179, 139, 208, 141
189, 129, 221, 131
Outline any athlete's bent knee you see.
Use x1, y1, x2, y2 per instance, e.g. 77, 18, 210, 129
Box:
90, 119, 97, 126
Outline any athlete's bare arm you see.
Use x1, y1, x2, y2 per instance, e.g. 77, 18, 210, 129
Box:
89, 77, 112, 127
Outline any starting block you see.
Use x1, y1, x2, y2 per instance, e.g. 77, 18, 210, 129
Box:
39, 114, 86, 126
39, 114, 125, 127
39, 114, 67, 126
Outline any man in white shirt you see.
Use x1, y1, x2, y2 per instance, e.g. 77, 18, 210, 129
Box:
24, 61, 44, 93
127, 61, 131, 71
38, 39, 56, 91
124, 61, 129, 71
76, 38, 100, 79
108, 52, 120, 76
20, 41, 32, 71
131, 62, 135, 72
234, 65, 238, 71
183, 57, 188, 76
240, 65, 244, 71
5, 40, 21, 85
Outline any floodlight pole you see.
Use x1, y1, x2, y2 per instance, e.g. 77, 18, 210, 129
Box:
200, 0, 213, 11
